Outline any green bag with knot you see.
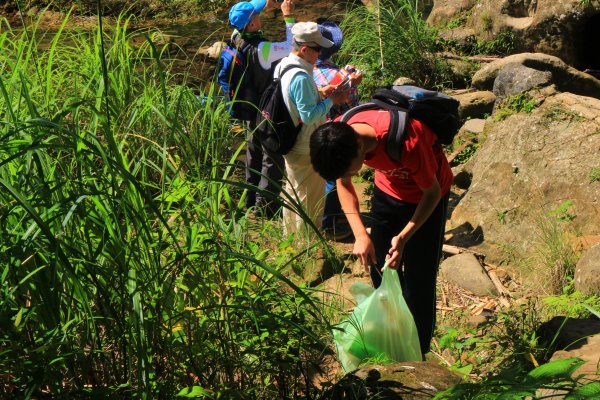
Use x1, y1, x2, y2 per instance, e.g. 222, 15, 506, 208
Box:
333, 265, 421, 372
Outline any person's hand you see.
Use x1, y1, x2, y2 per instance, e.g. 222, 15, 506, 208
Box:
350, 70, 363, 86
385, 234, 406, 269
353, 233, 377, 273
281, 0, 295, 16
329, 89, 350, 105
318, 84, 336, 97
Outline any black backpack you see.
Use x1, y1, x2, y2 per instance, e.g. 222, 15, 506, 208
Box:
217, 40, 258, 121
340, 85, 460, 162
255, 65, 303, 155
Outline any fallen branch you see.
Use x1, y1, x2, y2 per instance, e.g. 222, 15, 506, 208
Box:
441, 52, 501, 62
442, 244, 485, 261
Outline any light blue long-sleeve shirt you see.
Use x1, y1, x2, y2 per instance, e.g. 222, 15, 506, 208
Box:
289, 72, 333, 126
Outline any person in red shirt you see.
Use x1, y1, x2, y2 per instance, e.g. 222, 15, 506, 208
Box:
310, 109, 453, 356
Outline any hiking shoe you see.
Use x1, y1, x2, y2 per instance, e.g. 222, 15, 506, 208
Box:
323, 221, 353, 241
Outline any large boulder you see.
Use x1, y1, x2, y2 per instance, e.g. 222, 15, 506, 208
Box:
447, 91, 600, 273
472, 53, 600, 100
453, 90, 496, 119
492, 62, 553, 103
320, 362, 462, 399
428, 1, 600, 70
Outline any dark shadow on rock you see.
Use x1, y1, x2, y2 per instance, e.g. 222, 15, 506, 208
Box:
447, 190, 467, 217
453, 170, 472, 190
445, 222, 484, 248
537, 316, 600, 360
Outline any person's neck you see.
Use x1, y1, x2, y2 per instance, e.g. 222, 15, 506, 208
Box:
353, 124, 378, 154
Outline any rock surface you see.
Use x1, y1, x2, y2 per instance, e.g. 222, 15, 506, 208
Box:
448, 91, 600, 271
453, 90, 496, 119
472, 53, 600, 100
440, 253, 498, 296
320, 362, 462, 400
428, 0, 600, 70
492, 63, 553, 103
574, 243, 600, 295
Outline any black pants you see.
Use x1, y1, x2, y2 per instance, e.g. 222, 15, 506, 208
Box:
245, 120, 285, 218
369, 186, 449, 354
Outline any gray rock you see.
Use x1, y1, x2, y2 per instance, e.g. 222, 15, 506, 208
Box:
440, 253, 498, 296
197, 41, 226, 60
454, 90, 496, 119
492, 62, 552, 103
321, 362, 462, 399
574, 243, 600, 295
393, 77, 417, 86
461, 118, 486, 136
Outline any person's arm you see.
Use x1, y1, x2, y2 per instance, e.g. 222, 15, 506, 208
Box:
289, 73, 333, 124
386, 176, 442, 268
337, 176, 377, 270
256, 0, 295, 69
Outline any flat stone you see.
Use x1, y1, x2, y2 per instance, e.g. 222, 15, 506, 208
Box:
461, 118, 486, 135
440, 253, 498, 296
574, 243, 600, 295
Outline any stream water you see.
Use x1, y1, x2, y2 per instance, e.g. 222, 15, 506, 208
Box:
152, 0, 351, 87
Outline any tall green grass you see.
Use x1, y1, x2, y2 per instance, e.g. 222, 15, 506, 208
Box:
339, 0, 452, 93
0, 11, 333, 399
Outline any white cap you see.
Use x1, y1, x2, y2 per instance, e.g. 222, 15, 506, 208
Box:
291, 22, 334, 48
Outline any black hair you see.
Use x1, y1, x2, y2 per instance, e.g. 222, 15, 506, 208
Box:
310, 121, 358, 181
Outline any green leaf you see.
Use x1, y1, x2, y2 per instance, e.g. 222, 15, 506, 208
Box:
528, 358, 585, 380
583, 304, 600, 319
14, 308, 23, 328
568, 381, 600, 398
177, 386, 212, 398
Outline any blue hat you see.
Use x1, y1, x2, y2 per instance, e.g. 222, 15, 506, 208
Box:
229, 0, 266, 30
318, 21, 343, 61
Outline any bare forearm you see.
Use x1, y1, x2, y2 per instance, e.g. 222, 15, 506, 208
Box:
337, 178, 366, 237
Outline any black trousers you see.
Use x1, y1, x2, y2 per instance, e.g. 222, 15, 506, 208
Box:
368, 186, 449, 354
245, 120, 285, 217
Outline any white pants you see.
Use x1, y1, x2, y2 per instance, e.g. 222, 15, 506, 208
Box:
282, 151, 325, 240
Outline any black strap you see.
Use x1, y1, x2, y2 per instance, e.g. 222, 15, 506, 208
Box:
340, 102, 379, 123
276, 64, 303, 81
340, 102, 408, 162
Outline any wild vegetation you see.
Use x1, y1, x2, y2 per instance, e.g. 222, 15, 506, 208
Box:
0, 12, 336, 398
2, 0, 235, 20
1, 0, 599, 398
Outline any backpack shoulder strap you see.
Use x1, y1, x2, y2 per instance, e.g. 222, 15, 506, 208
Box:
385, 108, 407, 162
339, 100, 408, 162
339, 102, 379, 123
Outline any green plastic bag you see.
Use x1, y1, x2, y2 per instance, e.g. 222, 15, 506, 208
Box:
333, 266, 421, 372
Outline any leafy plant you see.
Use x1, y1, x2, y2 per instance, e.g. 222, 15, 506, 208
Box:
434, 357, 600, 399
550, 200, 576, 222
589, 167, 600, 182
542, 278, 600, 319
475, 31, 519, 56
453, 143, 479, 165
493, 92, 537, 121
